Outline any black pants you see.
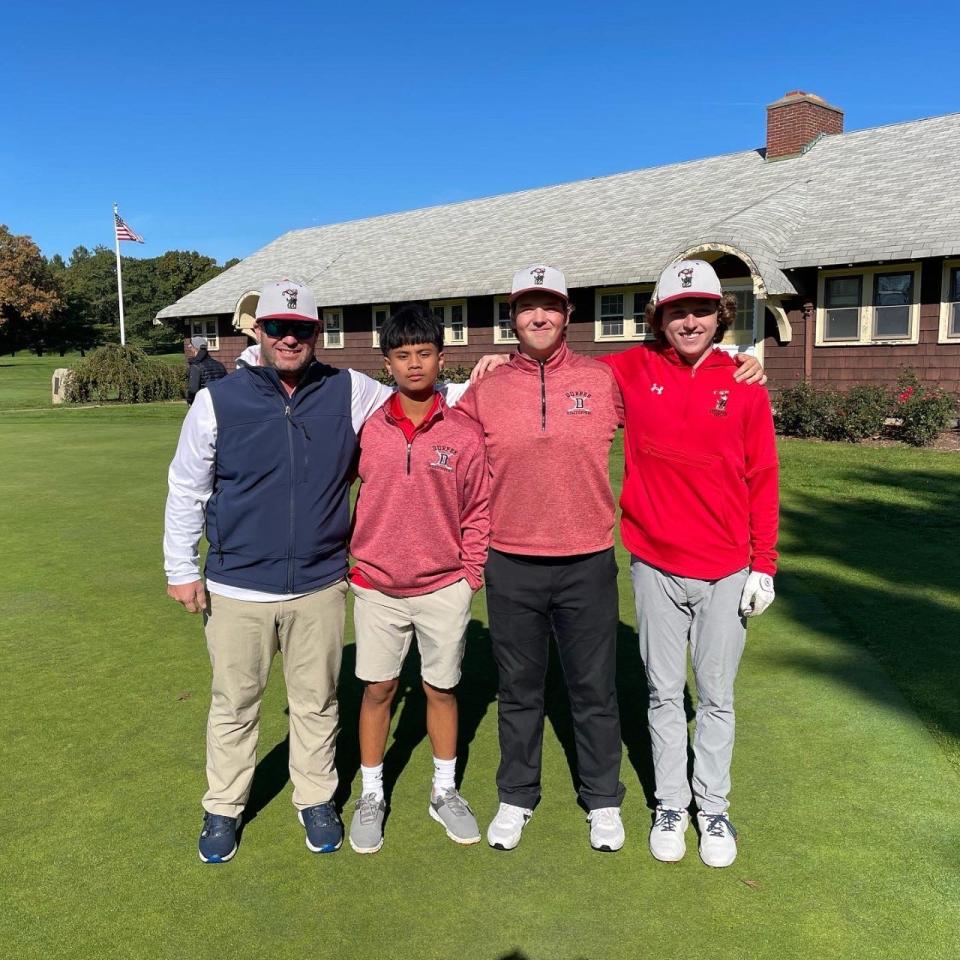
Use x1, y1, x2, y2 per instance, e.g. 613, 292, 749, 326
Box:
485, 547, 625, 811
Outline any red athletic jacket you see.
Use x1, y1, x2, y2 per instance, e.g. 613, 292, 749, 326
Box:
600, 344, 779, 579
455, 342, 623, 556
349, 393, 490, 595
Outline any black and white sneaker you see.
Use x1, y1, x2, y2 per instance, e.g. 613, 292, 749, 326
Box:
486, 803, 532, 850
649, 806, 689, 862
696, 811, 738, 868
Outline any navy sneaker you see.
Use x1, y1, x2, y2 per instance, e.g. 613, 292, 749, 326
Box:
198, 812, 241, 863
298, 801, 343, 853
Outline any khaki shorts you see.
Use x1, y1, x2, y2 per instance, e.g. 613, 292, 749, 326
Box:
351, 578, 473, 689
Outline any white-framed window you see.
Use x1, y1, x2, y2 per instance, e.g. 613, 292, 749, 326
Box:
815, 264, 921, 346
189, 317, 219, 351
493, 296, 517, 344
593, 286, 652, 342
722, 283, 759, 349
371, 305, 390, 348
323, 308, 343, 349
430, 299, 468, 346
938, 260, 960, 343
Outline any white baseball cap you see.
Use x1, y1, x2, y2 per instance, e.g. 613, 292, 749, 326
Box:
255, 279, 319, 322
653, 260, 722, 308
509, 264, 569, 303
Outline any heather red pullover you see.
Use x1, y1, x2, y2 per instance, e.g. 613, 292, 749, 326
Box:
455, 342, 623, 557
600, 344, 779, 579
349, 392, 490, 596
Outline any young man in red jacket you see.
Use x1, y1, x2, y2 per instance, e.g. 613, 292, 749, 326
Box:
347, 306, 490, 854
601, 259, 779, 868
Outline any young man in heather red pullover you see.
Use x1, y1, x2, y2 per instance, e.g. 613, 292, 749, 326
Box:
347, 306, 490, 854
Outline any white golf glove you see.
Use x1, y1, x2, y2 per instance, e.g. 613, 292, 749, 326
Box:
740, 571, 775, 618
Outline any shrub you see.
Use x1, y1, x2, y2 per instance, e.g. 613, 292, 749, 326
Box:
65, 343, 186, 404
775, 381, 827, 438
895, 371, 956, 446
833, 385, 890, 442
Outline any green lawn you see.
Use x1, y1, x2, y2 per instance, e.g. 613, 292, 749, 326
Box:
1, 405, 957, 960
0, 351, 184, 411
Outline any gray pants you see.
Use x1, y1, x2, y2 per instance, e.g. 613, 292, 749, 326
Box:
630, 557, 748, 814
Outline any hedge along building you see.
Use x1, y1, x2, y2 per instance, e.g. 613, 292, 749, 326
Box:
156, 92, 960, 394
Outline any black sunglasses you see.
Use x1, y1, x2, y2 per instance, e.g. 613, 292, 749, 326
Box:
259, 318, 319, 340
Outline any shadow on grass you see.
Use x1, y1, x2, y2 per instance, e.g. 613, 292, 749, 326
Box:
776, 463, 960, 758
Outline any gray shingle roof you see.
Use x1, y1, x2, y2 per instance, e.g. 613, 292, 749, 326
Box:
157, 113, 960, 320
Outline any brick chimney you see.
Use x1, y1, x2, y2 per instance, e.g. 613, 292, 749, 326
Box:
766, 91, 843, 160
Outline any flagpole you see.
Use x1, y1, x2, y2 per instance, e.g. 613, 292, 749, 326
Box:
113, 202, 126, 345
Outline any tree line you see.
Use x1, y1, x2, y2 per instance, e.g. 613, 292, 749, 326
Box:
0, 224, 239, 356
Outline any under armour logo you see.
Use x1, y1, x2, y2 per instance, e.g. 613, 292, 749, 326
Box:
650, 383, 664, 395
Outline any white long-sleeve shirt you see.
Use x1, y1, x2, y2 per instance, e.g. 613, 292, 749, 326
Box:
163, 370, 468, 601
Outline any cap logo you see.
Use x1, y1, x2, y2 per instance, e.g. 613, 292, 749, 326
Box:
531, 267, 546, 286
282, 287, 299, 309
678, 267, 694, 289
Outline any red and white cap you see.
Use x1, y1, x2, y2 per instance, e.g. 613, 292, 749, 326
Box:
255, 279, 319, 322
653, 260, 722, 308
509, 264, 569, 303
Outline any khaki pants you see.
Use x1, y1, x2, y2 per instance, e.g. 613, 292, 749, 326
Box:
201, 580, 348, 817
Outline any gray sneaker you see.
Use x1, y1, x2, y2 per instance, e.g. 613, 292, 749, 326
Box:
349, 793, 386, 854
428, 788, 481, 845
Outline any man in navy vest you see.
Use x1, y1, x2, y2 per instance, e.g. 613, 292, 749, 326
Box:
164, 279, 395, 863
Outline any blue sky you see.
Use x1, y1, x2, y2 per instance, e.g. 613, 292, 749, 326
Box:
3, 0, 956, 264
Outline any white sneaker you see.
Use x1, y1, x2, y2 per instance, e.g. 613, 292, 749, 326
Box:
649, 806, 690, 862
697, 811, 738, 868
587, 806, 625, 852
486, 802, 533, 850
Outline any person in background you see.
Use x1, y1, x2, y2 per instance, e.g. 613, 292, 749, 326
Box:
185, 335, 226, 405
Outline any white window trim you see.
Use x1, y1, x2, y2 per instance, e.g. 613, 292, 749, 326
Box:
938, 259, 960, 344
815, 264, 921, 347
429, 299, 469, 346
371, 304, 390, 349
493, 295, 518, 344
189, 317, 220, 351
322, 308, 344, 350
720, 280, 762, 349
593, 286, 654, 342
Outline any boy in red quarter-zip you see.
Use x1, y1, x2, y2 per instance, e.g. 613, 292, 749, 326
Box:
346, 305, 490, 854
602, 259, 779, 869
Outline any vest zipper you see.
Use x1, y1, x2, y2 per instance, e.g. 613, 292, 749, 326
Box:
285, 403, 295, 592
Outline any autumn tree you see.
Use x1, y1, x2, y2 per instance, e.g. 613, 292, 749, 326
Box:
0, 225, 64, 355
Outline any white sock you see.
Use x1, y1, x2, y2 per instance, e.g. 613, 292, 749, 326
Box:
432, 756, 456, 795
360, 763, 384, 800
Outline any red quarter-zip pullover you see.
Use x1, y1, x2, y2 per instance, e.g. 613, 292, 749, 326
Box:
349, 392, 490, 596
455, 342, 624, 556
600, 343, 779, 579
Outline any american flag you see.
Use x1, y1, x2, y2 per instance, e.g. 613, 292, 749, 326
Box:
114, 211, 144, 243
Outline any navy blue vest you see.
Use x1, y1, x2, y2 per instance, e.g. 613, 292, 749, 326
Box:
204, 362, 356, 594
